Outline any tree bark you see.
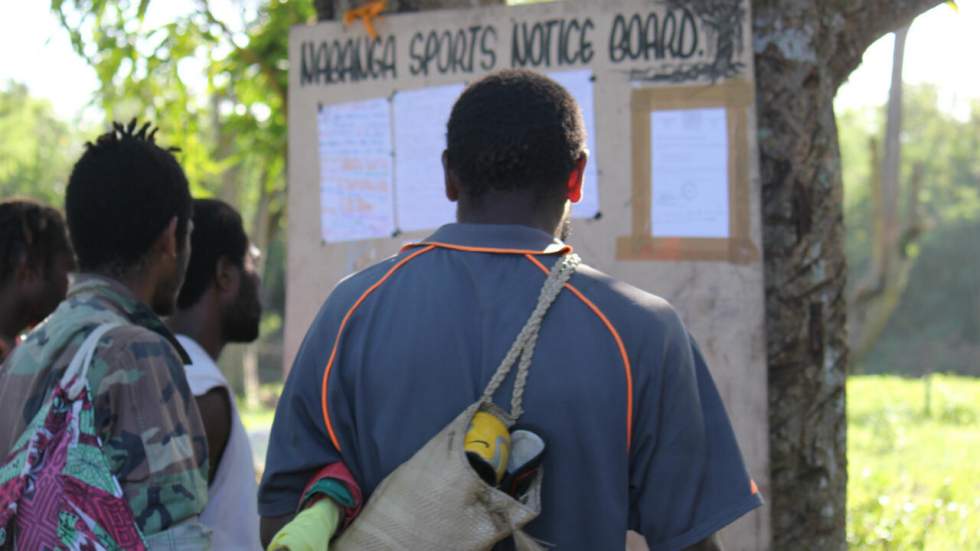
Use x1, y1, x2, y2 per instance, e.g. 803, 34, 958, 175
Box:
752, 1, 941, 549
880, 26, 908, 277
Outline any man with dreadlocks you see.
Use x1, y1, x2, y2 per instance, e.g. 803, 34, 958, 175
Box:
0, 199, 75, 363
0, 121, 210, 548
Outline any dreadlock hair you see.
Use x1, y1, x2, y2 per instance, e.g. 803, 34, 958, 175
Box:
445, 69, 587, 203
177, 198, 249, 310
0, 199, 72, 286
65, 119, 192, 275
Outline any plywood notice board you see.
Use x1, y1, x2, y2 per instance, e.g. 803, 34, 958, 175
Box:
288, 1, 769, 548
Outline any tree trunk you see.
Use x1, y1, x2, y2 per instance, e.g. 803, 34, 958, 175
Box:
242, 177, 274, 409
753, 1, 941, 549
880, 26, 909, 278
848, 26, 915, 360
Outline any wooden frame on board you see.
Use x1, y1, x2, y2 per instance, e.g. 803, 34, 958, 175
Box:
615, 79, 758, 264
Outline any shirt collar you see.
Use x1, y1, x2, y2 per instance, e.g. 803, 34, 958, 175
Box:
402, 223, 572, 255
175, 334, 217, 369
67, 274, 192, 364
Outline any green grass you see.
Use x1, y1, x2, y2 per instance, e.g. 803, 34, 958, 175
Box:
848, 374, 980, 549
239, 404, 276, 431
237, 382, 282, 432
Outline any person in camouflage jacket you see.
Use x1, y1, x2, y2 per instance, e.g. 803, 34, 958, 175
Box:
0, 120, 210, 546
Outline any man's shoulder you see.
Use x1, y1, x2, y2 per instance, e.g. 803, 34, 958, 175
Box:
329, 253, 682, 315
325, 252, 415, 310
573, 263, 680, 321
570, 262, 688, 346
79, 324, 200, 421
102, 324, 182, 361
4, 302, 133, 375
90, 324, 188, 390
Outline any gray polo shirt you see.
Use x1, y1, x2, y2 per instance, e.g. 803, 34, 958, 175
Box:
260, 223, 761, 550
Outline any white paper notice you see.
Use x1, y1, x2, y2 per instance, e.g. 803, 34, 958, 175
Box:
393, 83, 465, 233
650, 108, 729, 238
318, 98, 395, 243
548, 69, 600, 219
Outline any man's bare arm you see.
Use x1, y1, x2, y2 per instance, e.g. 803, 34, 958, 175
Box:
194, 388, 232, 485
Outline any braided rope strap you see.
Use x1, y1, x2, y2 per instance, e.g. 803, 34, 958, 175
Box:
61, 323, 122, 400
479, 253, 581, 421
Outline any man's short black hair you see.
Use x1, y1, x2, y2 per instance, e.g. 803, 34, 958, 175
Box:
65, 120, 192, 274
177, 198, 249, 309
446, 69, 586, 201
0, 199, 72, 285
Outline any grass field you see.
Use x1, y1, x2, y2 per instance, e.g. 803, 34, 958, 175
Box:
240, 375, 980, 548
848, 375, 980, 549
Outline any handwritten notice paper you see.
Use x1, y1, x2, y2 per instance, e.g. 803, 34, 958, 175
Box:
650, 108, 729, 238
548, 69, 600, 219
318, 98, 395, 242
393, 83, 465, 233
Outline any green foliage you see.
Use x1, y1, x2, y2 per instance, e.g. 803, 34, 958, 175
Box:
901, 86, 980, 225
48, 0, 315, 233
839, 106, 880, 279
0, 81, 81, 205
48, 1, 320, 377
863, 220, 980, 376
842, 84, 980, 249
841, 86, 980, 375
848, 375, 980, 549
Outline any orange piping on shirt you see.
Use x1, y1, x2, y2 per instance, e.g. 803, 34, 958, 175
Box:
401, 241, 572, 256
524, 254, 634, 452
320, 245, 437, 452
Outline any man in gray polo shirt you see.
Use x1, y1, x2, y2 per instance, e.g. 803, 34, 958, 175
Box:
259, 69, 762, 550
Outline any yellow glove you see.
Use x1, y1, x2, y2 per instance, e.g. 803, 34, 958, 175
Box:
267, 499, 341, 551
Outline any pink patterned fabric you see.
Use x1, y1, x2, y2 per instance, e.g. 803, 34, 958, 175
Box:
0, 384, 146, 550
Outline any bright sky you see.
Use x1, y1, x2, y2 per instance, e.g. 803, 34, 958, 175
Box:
0, 2, 977, 123
0, 1, 251, 125
835, 1, 980, 119
0, 3, 100, 122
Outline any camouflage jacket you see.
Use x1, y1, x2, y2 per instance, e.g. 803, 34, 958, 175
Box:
0, 275, 209, 537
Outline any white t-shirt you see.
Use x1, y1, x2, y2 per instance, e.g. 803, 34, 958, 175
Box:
177, 335, 262, 551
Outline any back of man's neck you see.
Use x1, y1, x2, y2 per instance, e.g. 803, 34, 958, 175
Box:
88, 269, 157, 308
457, 209, 562, 238
456, 190, 565, 238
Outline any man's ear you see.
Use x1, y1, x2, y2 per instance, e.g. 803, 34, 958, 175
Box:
214, 256, 239, 297
443, 150, 460, 202
154, 217, 180, 258
566, 152, 587, 204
